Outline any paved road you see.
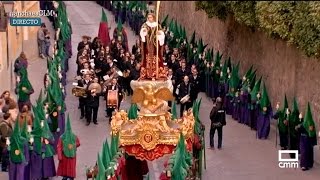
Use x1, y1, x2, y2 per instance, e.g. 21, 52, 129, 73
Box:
1, 1, 320, 180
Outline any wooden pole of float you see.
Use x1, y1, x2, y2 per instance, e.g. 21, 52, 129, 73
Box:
156, 1, 160, 79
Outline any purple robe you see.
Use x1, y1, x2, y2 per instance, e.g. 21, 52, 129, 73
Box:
239, 92, 250, 125
42, 157, 56, 178
58, 112, 66, 135
225, 95, 233, 115
53, 112, 65, 150
298, 126, 317, 169
232, 96, 240, 120
42, 139, 56, 178
257, 105, 272, 139
9, 143, 30, 180
30, 151, 43, 179
249, 101, 259, 130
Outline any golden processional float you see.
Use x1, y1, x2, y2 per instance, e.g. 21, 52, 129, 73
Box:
110, 2, 195, 161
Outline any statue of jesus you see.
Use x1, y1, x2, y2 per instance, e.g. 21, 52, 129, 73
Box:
139, 13, 166, 80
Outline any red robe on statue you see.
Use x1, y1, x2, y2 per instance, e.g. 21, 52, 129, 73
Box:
139, 21, 166, 80
57, 137, 80, 178
124, 155, 149, 180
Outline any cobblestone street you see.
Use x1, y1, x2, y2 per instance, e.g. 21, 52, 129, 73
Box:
1, 1, 320, 180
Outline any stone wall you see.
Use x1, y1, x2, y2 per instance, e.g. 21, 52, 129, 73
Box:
160, 1, 320, 128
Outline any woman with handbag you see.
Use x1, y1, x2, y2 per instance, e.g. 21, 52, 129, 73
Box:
209, 97, 226, 150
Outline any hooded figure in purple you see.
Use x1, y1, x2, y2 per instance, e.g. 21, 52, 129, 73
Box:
239, 66, 255, 125
8, 120, 30, 180
232, 90, 241, 121
249, 77, 262, 130
256, 83, 272, 139
41, 119, 57, 178
296, 103, 317, 171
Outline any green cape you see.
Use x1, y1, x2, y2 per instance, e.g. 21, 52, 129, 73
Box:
60, 115, 77, 157
303, 103, 316, 137
42, 120, 55, 158
10, 120, 27, 163
260, 83, 270, 113
17, 67, 33, 102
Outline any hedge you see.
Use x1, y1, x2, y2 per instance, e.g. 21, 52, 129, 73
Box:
195, 1, 320, 58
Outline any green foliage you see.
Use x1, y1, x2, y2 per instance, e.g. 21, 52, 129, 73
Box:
195, 1, 320, 58
255, 2, 295, 42
228, 1, 258, 27
195, 1, 229, 20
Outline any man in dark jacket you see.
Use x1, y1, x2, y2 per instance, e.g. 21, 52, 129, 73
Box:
189, 68, 201, 102
178, 76, 193, 117
175, 61, 190, 86
209, 97, 226, 150
77, 74, 91, 119
85, 77, 103, 126
104, 78, 124, 122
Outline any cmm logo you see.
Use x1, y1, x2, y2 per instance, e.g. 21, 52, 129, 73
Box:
278, 150, 299, 169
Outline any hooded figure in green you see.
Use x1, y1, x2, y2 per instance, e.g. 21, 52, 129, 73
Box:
287, 97, 301, 158
256, 83, 273, 139
57, 115, 80, 178
15, 67, 34, 112
272, 95, 289, 149
8, 120, 30, 180
296, 103, 317, 171
113, 19, 129, 51
41, 120, 57, 178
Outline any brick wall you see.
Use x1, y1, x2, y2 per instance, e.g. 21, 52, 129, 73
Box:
160, 1, 320, 129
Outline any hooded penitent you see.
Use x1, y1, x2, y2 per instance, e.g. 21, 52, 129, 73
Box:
228, 62, 240, 97
161, 14, 169, 28
250, 76, 262, 102
277, 95, 289, 134
60, 115, 76, 158
289, 97, 300, 137
17, 67, 33, 102
10, 120, 27, 163
260, 83, 270, 114
303, 103, 316, 137
98, 8, 111, 46
21, 117, 30, 140
42, 120, 55, 158
32, 110, 43, 155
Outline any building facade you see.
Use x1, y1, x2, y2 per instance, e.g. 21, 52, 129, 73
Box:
0, 1, 40, 94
